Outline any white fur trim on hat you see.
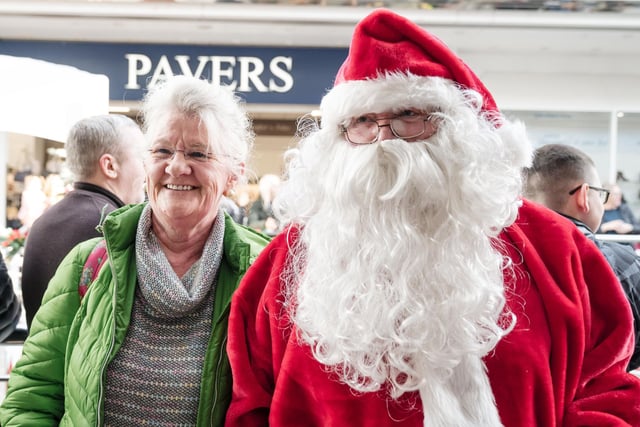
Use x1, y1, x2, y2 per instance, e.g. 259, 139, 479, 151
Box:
320, 73, 455, 130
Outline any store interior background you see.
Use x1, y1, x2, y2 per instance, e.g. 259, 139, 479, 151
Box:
2, 0, 640, 230
4, 111, 640, 231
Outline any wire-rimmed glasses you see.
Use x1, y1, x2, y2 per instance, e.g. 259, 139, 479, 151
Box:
148, 146, 215, 163
340, 110, 438, 145
568, 184, 610, 204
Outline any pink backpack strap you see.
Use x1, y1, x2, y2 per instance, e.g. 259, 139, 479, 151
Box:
78, 239, 108, 300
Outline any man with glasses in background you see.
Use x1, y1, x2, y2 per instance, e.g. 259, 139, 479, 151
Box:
524, 143, 640, 372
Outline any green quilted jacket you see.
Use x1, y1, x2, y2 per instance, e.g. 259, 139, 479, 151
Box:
0, 203, 270, 426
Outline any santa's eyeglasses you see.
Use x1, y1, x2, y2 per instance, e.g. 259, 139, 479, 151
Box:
340, 110, 438, 145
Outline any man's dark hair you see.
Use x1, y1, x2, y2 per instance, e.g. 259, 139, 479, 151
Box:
523, 143, 595, 211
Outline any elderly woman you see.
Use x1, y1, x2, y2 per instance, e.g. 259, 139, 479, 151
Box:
0, 75, 270, 426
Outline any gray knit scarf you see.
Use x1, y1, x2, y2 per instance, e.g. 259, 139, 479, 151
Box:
135, 205, 224, 317
103, 205, 225, 426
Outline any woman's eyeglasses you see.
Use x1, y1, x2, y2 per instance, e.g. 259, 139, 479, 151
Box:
568, 184, 610, 204
148, 146, 214, 163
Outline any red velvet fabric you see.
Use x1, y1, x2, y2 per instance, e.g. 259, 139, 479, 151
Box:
226, 200, 640, 426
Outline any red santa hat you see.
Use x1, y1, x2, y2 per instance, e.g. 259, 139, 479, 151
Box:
320, 9, 499, 128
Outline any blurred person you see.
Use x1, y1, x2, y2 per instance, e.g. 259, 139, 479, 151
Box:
523, 143, 640, 371
232, 184, 255, 226
0, 252, 21, 343
5, 169, 21, 229
226, 9, 640, 427
20, 114, 147, 329
16, 175, 46, 229
599, 182, 640, 235
220, 194, 246, 225
42, 173, 67, 207
0, 75, 269, 426
247, 173, 281, 234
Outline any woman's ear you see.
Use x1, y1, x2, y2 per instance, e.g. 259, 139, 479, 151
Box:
224, 163, 245, 195
225, 177, 238, 196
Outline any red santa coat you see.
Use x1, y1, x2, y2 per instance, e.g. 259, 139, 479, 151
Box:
226, 200, 640, 426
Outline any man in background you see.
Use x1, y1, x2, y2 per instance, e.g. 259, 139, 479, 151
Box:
21, 114, 146, 328
247, 173, 281, 235
600, 182, 640, 236
523, 143, 640, 371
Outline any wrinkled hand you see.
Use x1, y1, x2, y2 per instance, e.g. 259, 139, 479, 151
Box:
600, 219, 634, 234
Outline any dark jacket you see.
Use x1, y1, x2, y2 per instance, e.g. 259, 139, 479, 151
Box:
562, 213, 640, 370
21, 182, 124, 328
0, 253, 21, 342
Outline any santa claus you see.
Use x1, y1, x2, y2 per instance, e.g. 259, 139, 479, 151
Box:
226, 8, 640, 427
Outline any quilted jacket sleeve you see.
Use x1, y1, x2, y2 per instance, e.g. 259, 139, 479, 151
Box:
0, 239, 97, 426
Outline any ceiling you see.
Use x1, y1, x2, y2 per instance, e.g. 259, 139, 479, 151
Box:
1, 1, 639, 53
2, 1, 639, 114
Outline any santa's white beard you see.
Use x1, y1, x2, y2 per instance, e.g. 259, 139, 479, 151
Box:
278, 122, 527, 425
